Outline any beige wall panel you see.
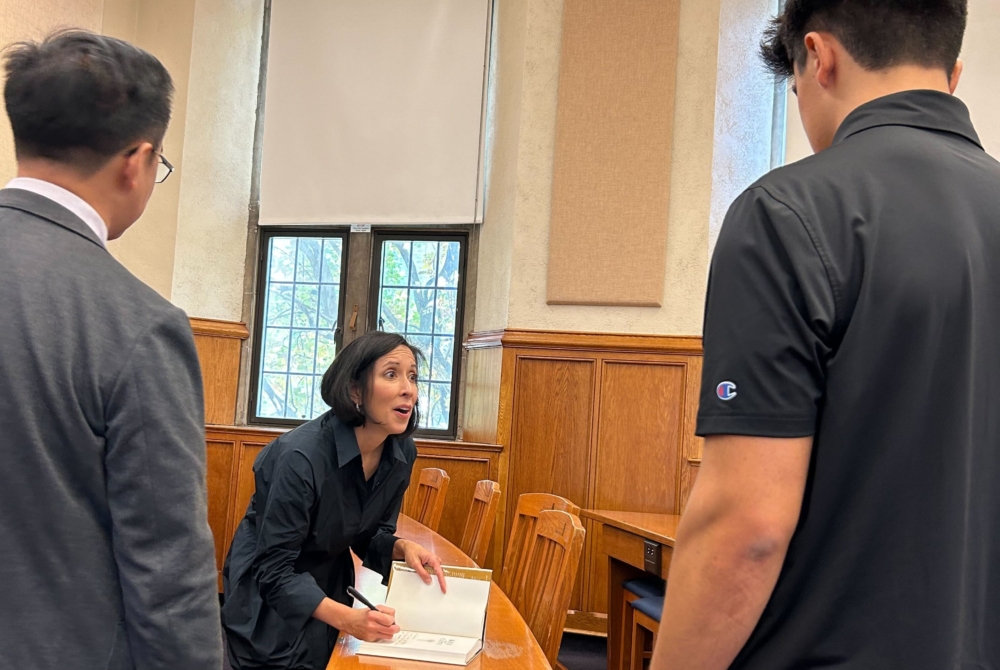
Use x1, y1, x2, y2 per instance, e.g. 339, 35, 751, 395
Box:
105, 0, 196, 299
496, 0, 720, 335
0, 0, 105, 184
546, 0, 681, 307
171, 0, 264, 321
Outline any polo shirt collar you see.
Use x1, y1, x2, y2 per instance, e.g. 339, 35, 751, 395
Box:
833, 89, 982, 150
329, 414, 406, 467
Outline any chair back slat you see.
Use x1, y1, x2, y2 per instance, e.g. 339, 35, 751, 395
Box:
410, 468, 450, 532
499, 493, 580, 595
508, 509, 586, 666
459, 480, 501, 566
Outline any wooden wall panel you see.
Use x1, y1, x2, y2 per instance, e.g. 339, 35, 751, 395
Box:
190, 318, 249, 425
206, 439, 236, 589
507, 356, 595, 611
461, 340, 503, 444
463, 329, 703, 632
406, 439, 504, 569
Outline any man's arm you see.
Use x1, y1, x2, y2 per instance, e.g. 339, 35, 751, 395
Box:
104, 311, 223, 670
650, 434, 812, 670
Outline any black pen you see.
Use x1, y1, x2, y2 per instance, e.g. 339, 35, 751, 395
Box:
347, 586, 379, 611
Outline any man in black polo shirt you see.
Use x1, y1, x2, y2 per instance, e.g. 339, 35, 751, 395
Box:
651, 1, 999, 668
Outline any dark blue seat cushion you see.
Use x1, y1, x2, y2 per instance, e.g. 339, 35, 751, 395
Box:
629, 595, 663, 622
623, 577, 665, 599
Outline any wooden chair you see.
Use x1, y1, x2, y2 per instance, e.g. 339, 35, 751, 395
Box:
498, 493, 580, 595
505, 509, 586, 666
459, 480, 501, 567
629, 596, 663, 670
410, 468, 450, 532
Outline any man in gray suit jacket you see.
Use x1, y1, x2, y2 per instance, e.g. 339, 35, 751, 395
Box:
0, 31, 222, 669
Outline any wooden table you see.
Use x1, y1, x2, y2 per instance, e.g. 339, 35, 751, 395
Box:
328, 515, 551, 670
581, 510, 681, 670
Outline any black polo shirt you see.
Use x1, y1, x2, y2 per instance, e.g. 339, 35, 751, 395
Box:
698, 91, 1000, 668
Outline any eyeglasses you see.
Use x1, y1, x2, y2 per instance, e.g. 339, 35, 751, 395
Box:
156, 153, 174, 184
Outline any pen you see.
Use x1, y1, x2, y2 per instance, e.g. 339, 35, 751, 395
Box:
347, 586, 379, 611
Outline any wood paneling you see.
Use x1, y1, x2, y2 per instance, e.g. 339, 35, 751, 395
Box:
204, 425, 284, 590
461, 339, 503, 444
547, 0, 682, 306
206, 439, 236, 589
507, 357, 595, 611
409, 439, 504, 569
462, 329, 703, 630
190, 318, 249, 425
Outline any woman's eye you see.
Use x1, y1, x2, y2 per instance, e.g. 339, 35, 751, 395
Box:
385, 370, 396, 378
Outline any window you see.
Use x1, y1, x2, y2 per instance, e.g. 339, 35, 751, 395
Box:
371, 234, 467, 436
249, 228, 468, 436
249, 230, 348, 425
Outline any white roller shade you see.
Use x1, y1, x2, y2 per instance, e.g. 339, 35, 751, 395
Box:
260, 0, 490, 225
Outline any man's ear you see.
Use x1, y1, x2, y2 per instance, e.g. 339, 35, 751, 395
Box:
119, 142, 155, 189
803, 31, 838, 90
949, 59, 964, 94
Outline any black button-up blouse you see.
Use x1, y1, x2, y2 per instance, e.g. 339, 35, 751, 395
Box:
221, 413, 416, 670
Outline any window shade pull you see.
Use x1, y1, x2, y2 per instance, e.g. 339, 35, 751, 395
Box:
349, 304, 359, 331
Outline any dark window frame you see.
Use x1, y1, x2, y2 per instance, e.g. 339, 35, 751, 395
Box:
369, 230, 469, 439
248, 226, 351, 428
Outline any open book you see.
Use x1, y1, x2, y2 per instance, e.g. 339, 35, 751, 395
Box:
356, 562, 492, 666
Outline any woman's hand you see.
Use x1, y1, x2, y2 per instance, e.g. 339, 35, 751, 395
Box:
398, 539, 448, 593
338, 604, 400, 642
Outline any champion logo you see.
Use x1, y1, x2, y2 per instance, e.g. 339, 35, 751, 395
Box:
717, 381, 738, 401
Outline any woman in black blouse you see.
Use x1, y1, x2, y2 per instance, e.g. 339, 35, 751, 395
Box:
221, 332, 447, 670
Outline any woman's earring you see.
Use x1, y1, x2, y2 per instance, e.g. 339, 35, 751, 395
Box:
355, 402, 361, 412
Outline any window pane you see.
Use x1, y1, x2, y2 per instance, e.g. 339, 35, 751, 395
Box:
410, 241, 438, 287
434, 289, 457, 335
429, 383, 450, 430
431, 336, 453, 382
263, 327, 290, 373
406, 289, 435, 334
407, 335, 433, 380
380, 288, 408, 331
255, 235, 345, 422
286, 375, 313, 420
318, 284, 340, 330
382, 241, 411, 286
437, 242, 460, 288
292, 284, 318, 328
265, 284, 293, 327
377, 237, 463, 433
259, 373, 287, 417
269, 238, 296, 281
289, 330, 317, 374
296, 238, 322, 282
321, 238, 343, 284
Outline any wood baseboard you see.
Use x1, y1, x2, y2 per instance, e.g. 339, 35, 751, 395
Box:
564, 610, 608, 636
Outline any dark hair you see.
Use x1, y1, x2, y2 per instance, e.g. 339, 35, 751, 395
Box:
3, 29, 174, 172
761, 0, 967, 79
321, 332, 424, 439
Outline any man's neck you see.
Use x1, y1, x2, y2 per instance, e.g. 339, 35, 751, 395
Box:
17, 161, 115, 233
828, 65, 954, 143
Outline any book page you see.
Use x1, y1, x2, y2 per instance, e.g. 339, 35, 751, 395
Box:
385, 563, 491, 639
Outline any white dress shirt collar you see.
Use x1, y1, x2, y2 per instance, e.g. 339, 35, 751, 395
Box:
4, 177, 109, 247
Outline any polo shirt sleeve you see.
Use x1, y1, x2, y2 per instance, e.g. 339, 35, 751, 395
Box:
697, 186, 837, 438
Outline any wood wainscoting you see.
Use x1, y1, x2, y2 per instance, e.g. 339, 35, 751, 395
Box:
204, 424, 504, 590
463, 329, 704, 633
190, 318, 250, 425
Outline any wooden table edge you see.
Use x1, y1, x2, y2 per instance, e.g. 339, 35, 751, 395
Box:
580, 509, 681, 547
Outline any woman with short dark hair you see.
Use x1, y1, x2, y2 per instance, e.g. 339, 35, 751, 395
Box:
222, 331, 446, 670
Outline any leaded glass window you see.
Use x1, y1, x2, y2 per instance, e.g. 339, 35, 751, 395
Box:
374, 236, 464, 433
253, 233, 346, 421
